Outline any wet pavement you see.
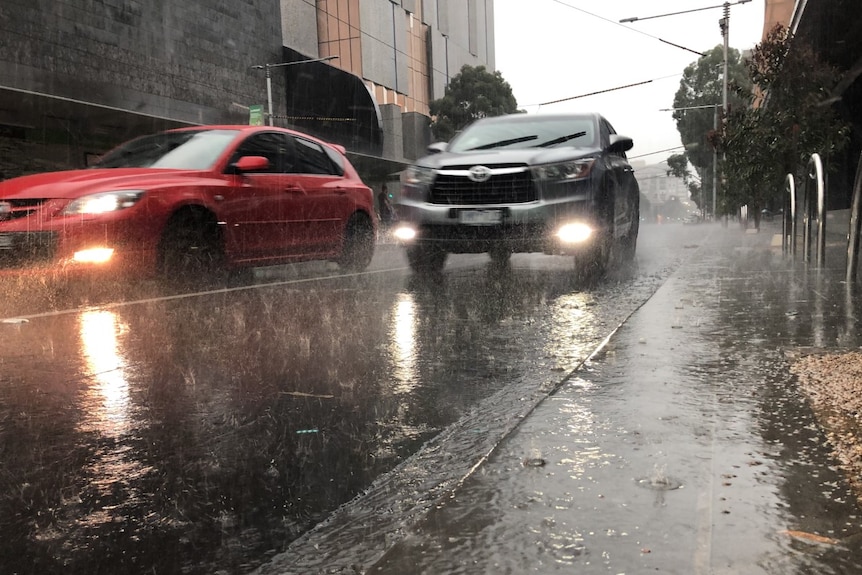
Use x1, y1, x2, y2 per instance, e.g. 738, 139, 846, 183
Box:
0, 225, 687, 574
259, 219, 862, 574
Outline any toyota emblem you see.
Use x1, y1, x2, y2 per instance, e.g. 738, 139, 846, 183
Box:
467, 165, 492, 183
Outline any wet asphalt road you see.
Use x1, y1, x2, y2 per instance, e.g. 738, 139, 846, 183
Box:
260, 220, 862, 575
0, 222, 771, 574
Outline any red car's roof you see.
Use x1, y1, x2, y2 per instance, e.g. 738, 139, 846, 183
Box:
167, 125, 348, 155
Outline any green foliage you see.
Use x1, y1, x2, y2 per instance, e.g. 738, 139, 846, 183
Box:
666, 153, 689, 179
672, 46, 750, 216
429, 65, 519, 141
721, 25, 849, 219
667, 153, 704, 212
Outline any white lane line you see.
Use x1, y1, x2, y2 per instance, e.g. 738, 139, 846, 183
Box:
0, 265, 409, 323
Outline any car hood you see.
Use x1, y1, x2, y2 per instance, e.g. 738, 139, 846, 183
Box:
0, 168, 212, 200
416, 146, 601, 169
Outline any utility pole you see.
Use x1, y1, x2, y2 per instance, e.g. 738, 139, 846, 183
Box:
251, 56, 339, 126
623, 0, 751, 221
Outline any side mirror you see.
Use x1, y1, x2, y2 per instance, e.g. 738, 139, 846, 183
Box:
607, 135, 633, 154
227, 155, 270, 174
426, 142, 448, 155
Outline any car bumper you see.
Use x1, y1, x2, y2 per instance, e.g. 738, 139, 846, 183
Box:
393, 195, 603, 255
0, 216, 159, 276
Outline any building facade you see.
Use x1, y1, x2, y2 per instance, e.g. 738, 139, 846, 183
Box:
0, 0, 495, 183
279, 0, 495, 178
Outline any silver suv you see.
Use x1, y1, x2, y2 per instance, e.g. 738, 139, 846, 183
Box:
392, 112, 640, 276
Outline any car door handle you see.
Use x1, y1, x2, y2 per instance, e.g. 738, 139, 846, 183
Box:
283, 186, 306, 195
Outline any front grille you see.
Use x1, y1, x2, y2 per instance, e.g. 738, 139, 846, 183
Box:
430, 170, 536, 205
0, 199, 47, 221
0, 232, 58, 267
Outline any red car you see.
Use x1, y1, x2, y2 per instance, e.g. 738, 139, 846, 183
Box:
0, 125, 377, 279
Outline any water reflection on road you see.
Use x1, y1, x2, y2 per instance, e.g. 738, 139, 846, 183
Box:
78, 310, 132, 436
0, 228, 685, 575
389, 293, 418, 394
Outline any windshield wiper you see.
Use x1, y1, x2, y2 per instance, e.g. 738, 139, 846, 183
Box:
466, 134, 538, 151
537, 131, 587, 147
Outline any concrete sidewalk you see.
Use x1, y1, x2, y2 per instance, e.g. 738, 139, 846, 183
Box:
363, 220, 862, 574
257, 217, 862, 575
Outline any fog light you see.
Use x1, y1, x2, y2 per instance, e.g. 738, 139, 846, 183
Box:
557, 223, 593, 244
73, 247, 115, 264
393, 226, 417, 241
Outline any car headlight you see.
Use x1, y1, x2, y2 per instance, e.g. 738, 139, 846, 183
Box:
63, 190, 145, 215
533, 159, 595, 182
402, 165, 436, 186
556, 222, 593, 243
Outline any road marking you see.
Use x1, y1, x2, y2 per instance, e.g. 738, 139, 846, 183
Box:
0, 265, 409, 323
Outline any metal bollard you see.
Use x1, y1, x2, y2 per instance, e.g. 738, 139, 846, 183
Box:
783, 173, 796, 256
801, 153, 826, 267
846, 150, 862, 282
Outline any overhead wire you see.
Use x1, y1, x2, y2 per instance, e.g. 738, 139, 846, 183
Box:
526, 1, 709, 162
546, 0, 705, 56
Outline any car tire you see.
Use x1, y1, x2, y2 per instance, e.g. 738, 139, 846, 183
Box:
338, 213, 375, 272
406, 243, 447, 274
573, 226, 611, 281
488, 243, 512, 267
619, 213, 639, 263
158, 209, 225, 285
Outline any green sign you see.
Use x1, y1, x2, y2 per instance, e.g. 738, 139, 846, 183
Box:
249, 105, 264, 126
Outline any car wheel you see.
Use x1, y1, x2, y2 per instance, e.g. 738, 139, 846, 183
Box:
158, 209, 225, 284
488, 243, 512, 266
619, 215, 639, 263
573, 226, 611, 281
338, 213, 375, 272
406, 243, 447, 274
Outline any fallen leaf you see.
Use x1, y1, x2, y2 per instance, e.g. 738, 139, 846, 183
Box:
780, 530, 839, 545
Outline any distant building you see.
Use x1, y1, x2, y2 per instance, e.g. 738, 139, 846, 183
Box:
279, 0, 495, 181
634, 161, 691, 222
0, 1, 495, 184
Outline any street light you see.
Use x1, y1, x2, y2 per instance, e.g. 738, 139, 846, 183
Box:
623, 0, 750, 223
620, 0, 750, 122
251, 55, 339, 126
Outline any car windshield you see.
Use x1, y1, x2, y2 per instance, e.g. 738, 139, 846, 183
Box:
448, 117, 596, 152
94, 129, 239, 169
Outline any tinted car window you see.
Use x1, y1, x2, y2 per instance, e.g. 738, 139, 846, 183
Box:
96, 129, 239, 169
600, 119, 612, 147
293, 136, 339, 175
323, 144, 346, 175
231, 132, 295, 173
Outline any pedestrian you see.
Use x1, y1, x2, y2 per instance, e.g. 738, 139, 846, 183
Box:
377, 184, 395, 226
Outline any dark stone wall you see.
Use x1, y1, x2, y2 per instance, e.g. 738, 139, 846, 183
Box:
0, 0, 284, 126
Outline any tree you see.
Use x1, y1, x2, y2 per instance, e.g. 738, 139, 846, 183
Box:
672, 46, 750, 217
721, 25, 849, 226
667, 153, 703, 213
429, 65, 519, 141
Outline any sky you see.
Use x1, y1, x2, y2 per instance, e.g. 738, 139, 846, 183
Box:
493, 0, 766, 167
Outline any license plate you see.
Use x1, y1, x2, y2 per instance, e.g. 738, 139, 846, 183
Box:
0, 234, 12, 250
458, 209, 502, 225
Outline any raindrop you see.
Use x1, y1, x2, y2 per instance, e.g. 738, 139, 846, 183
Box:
635, 465, 682, 491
